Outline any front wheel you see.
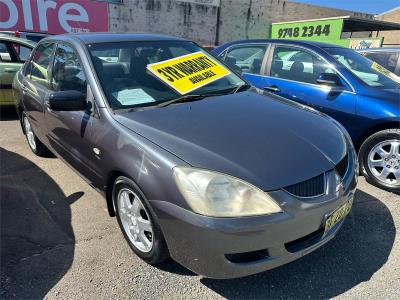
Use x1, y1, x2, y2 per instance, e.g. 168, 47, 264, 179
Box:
359, 129, 400, 193
22, 113, 49, 156
112, 176, 169, 264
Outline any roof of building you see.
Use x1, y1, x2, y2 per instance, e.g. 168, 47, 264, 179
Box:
375, 6, 400, 17
272, 16, 400, 32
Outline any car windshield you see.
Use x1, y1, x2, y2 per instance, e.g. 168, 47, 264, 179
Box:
325, 47, 400, 89
87, 41, 245, 109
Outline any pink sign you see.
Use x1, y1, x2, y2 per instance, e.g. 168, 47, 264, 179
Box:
0, 0, 109, 34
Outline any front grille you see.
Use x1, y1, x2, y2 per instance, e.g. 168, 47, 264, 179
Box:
283, 173, 325, 198
335, 153, 349, 179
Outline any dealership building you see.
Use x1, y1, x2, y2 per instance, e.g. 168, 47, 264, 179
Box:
1, 0, 399, 46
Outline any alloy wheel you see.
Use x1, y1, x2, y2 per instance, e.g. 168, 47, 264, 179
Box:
117, 188, 154, 253
24, 116, 37, 151
368, 140, 400, 187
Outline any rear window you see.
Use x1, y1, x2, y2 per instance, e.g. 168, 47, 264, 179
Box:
325, 47, 400, 88
363, 52, 399, 74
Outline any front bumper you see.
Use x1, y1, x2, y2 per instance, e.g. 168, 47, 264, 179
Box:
151, 167, 357, 279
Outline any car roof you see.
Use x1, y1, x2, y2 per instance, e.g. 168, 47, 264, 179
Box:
45, 32, 190, 44
0, 34, 36, 47
357, 47, 400, 53
215, 39, 345, 50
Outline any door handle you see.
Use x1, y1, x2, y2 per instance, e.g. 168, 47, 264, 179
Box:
263, 86, 281, 93
4, 68, 16, 73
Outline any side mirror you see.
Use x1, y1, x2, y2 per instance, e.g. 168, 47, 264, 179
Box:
49, 90, 87, 111
316, 73, 343, 87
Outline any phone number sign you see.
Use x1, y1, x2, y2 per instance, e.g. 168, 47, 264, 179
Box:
271, 19, 344, 41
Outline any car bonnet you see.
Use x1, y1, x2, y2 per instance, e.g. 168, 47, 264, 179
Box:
113, 91, 348, 191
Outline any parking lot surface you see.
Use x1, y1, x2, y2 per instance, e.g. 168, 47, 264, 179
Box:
1, 109, 399, 299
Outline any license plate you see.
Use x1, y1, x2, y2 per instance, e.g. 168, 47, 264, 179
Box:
323, 198, 353, 236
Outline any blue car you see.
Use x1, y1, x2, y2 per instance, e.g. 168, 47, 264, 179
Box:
213, 40, 400, 192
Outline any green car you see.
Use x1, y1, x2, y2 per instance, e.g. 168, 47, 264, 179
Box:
0, 35, 35, 106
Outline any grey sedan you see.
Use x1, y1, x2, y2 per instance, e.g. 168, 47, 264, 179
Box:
13, 33, 357, 279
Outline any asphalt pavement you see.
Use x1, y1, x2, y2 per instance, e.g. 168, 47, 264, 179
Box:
1, 108, 399, 299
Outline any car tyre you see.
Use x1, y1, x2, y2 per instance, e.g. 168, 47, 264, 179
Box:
22, 113, 49, 156
359, 129, 400, 193
113, 176, 170, 264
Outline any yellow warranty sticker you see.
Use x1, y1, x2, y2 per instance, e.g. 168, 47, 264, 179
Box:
146, 51, 231, 94
372, 62, 400, 83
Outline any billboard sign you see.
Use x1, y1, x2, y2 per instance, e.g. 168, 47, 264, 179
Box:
271, 19, 344, 41
348, 38, 383, 49
0, 0, 109, 34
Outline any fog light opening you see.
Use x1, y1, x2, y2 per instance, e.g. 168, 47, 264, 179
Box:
225, 249, 269, 264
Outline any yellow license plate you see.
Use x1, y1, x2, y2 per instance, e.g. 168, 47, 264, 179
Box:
324, 199, 353, 236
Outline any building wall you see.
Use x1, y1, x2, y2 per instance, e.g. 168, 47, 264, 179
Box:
375, 7, 400, 46
108, 0, 219, 45
108, 0, 374, 45
218, 0, 273, 44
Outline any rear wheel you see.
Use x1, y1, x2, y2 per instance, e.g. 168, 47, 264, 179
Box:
113, 176, 169, 264
22, 113, 49, 156
359, 129, 400, 193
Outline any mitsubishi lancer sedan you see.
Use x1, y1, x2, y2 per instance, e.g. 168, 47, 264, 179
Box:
13, 33, 357, 279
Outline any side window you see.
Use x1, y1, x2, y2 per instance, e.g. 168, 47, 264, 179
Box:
51, 44, 87, 95
225, 45, 267, 74
11, 43, 32, 62
270, 46, 336, 84
28, 43, 54, 88
363, 52, 399, 73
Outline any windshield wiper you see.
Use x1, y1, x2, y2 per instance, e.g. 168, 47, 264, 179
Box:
157, 94, 215, 108
230, 83, 252, 94
157, 85, 251, 108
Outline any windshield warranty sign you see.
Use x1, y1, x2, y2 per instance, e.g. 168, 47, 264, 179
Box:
147, 51, 231, 94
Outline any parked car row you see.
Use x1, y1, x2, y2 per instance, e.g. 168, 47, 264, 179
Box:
6, 32, 399, 279
213, 40, 400, 192
0, 34, 35, 106
0, 31, 51, 106
0, 31, 50, 43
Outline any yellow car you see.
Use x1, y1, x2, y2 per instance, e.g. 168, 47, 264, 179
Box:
0, 35, 35, 106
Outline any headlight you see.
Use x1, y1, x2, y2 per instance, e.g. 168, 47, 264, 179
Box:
173, 167, 282, 217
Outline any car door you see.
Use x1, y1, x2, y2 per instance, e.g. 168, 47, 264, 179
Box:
219, 43, 269, 87
22, 42, 55, 141
0, 40, 32, 105
45, 42, 102, 185
258, 44, 357, 132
